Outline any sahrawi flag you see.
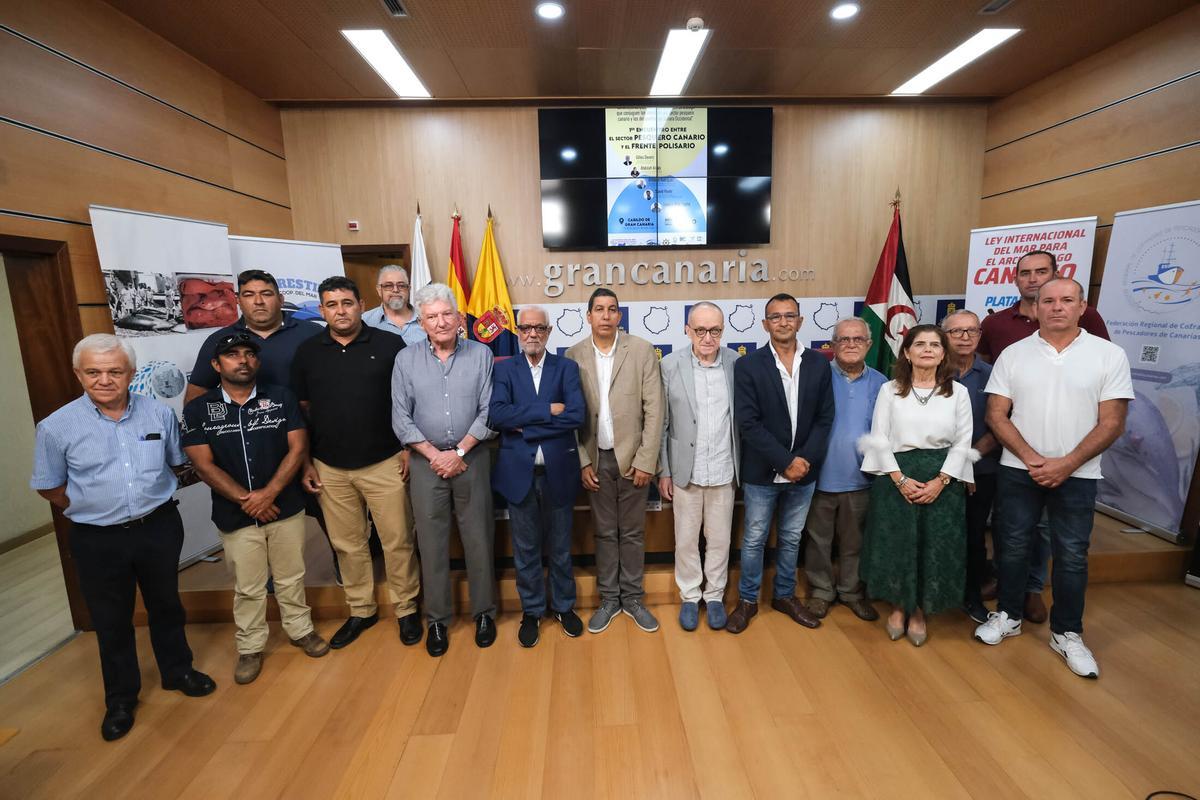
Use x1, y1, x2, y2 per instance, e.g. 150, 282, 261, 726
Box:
863, 205, 918, 376
466, 209, 519, 358
446, 212, 471, 335
409, 209, 432, 294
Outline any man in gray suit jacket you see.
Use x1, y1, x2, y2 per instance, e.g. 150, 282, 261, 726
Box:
658, 302, 740, 632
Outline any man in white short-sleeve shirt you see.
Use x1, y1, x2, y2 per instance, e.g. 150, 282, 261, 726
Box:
974, 277, 1133, 679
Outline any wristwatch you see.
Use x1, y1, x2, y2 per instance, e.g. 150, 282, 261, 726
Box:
455, 446, 466, 458
940, 474, 952, 485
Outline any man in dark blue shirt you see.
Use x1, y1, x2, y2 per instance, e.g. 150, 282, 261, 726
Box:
183, 332, 329, 686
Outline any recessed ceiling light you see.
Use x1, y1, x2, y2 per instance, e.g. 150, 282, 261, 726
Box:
892, 28, 1021, 94
560, 147, 577, 161
650, 28, 711, 96
535, 2, 565, 20
341, 29, 431, 98
830, 3, 859, 20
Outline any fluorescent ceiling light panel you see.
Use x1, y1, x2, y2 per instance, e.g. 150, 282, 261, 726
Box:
649, 28, 711, 96
891, 28, 1020, 95
341, 29, 431, 98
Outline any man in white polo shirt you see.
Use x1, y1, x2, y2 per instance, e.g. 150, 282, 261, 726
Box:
974, 277, 1133, 678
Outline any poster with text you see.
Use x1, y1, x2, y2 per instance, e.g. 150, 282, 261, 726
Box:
228, 235, 345, 322
1096, 199, 1200, 538
965, 216, 1096, 315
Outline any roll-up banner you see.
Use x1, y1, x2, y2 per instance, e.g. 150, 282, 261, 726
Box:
89, 205, 234, 567
227, 235, 346, 320
1095, 199, 1200, 547
964, 216, 1097, 315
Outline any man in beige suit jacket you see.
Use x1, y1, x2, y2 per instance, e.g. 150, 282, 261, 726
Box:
566, 288, 665, 635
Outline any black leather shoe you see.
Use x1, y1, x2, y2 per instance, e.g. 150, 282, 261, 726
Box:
475, 614, 497, 648
101, 702, 136, 741
330, 613, 378, 649
398, 612, 422, 646
161, 669, 216, 697
426, 622, 449, 657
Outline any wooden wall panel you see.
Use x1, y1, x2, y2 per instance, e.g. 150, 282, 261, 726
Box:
283, 102, 987, 304
985, 4, 1200, 149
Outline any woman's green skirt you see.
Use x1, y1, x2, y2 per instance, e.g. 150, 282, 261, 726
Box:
861, 448, 965, 615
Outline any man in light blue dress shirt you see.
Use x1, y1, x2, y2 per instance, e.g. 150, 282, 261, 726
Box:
363, 264, 427, 345
804, 318, 886, 622
31, 334, 215, 742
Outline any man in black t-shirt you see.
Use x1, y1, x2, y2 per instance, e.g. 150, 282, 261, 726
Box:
183, 332, 329, 686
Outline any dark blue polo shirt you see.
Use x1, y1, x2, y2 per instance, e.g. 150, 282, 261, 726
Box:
188, 314, 322, 393
182, 383, 307, 532
956, 355, 998, 476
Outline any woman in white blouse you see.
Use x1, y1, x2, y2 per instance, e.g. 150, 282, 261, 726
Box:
858, 325, 978, 646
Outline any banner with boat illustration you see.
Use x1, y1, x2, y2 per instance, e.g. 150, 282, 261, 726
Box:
1096, 199, 1200, 543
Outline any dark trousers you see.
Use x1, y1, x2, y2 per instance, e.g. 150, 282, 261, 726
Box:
964, 472, 997, 605
804, 489, 869, 603
591, 449, 649, 605
509, 469, 576, 616
70, 503, 193, 710
994, 466, 1097, 634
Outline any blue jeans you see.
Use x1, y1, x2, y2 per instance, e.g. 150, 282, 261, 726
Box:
508, 471, 576, 616
994, 466, 1097, 634
738, 481, 816, 603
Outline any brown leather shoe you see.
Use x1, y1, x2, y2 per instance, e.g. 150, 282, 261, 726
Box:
290, 632, 331, 658
844, 598, 880, 622
1024, 592, 1048, 624
234, 653, 263, 685
805, 598, 831, 618
725, 600, 758, 634
771, 596, 822, 629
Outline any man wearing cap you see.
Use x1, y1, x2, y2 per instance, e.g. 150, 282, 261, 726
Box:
32, 334, 216, 742
183, 332, 329, 685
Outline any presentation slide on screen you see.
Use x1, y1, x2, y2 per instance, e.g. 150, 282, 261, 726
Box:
604, 107, 708, 246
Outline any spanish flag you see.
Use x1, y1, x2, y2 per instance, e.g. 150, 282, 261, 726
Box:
447, 211, 471, 315
466, 209, 519, 358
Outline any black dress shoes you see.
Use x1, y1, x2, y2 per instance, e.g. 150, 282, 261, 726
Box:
398, 612, 422, 646
426, 622, 449, 657
101, 702, 136, 741
162, 669, 217, 697
330, 613, 379, 649
475, 614, 496, 648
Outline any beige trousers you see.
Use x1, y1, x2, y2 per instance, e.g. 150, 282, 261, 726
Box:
314, 453, 420, 617
220, 512, 313, 654
672, 482, 735, 603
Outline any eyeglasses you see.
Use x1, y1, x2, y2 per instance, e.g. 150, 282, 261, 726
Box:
944, 327, 981, 339
688, 327, 724, 339
834, 336, 869, 345
765, 312, 800, 323
517, 324, 550, 335
378, 282, 409, 292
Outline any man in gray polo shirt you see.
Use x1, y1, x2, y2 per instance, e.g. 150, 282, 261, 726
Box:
392, 282, 497, 657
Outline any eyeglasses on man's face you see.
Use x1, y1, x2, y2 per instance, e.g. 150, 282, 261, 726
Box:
834, 336, 869, 346
378, 282, 409, 292
765, 312, 800, 323
688, 327, 724, 339
517, 324, 550, 335
944, 327, 980, 339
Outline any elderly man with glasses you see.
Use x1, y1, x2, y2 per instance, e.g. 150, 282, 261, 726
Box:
489, 306, 586, 647
943, 309, 1002, 624
658, 302, 740, 631
802, 317, 886, 623
363, 264, 427, 345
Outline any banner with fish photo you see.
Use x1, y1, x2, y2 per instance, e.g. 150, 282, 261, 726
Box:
1096, 199, 1200, 544
90, 205, 236, 566
228, 235, 346, 323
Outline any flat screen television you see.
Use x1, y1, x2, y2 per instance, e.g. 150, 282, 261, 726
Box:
538, 107, 772, 249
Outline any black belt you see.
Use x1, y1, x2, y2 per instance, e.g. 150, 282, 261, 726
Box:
80, 500, 177, 531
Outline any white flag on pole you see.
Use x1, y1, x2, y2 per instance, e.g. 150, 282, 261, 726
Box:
410, 212, 432, 293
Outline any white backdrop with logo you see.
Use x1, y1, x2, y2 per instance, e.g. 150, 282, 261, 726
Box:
1096, 199, 1200, 543
964, 216, 1097, 315
89, 205, 236, 566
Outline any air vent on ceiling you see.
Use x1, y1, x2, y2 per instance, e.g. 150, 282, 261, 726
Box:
381, 0, 409, 17
979, 0, 1016, 14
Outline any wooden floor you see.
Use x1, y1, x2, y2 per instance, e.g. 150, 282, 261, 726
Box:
1, 582, 1199, 799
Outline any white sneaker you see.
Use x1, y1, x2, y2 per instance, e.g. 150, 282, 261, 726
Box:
974, 611, 1022, 645
1050, 632, 1099, 678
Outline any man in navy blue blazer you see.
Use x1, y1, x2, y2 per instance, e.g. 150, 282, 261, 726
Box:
490, 306, 587, 647
726, 293, 835, 634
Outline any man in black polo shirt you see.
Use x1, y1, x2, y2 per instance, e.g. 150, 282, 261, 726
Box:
183, 332, 329, 686
292, 276, 422, 649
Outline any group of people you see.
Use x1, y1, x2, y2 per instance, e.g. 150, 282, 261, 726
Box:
31, 249, 1132, 742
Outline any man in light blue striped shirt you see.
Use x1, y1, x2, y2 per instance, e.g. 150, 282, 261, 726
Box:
31, 334, 215, 742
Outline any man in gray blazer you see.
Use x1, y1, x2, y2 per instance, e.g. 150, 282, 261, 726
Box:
658, 302, 740, 631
